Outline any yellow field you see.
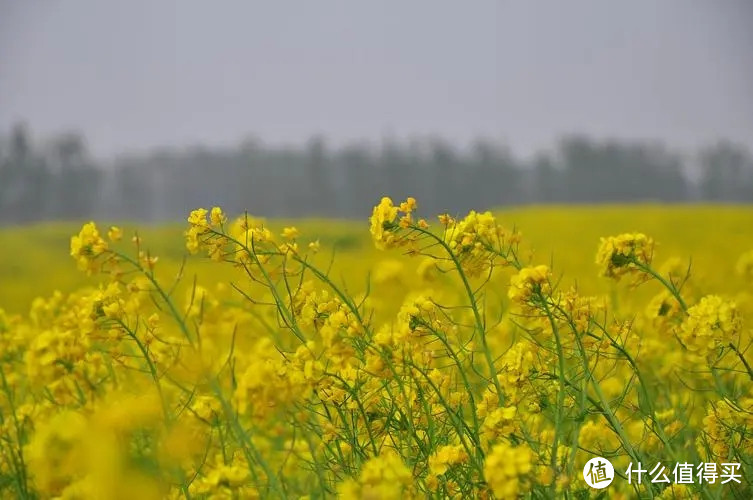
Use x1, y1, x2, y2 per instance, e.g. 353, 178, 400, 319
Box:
3, 206, 751, 314
1, 203, 752, 498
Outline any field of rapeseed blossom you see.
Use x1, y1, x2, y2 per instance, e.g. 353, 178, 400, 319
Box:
1, 199, 753, 499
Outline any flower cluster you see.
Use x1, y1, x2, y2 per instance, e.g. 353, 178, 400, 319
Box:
70, 222, 109, 273
595, 232, 654, 280
699, 397, 753, 461
368, 196, 425, 250
483, 442, 534, 498
441, 210, 520, 276
338, 451, 415, 499
678, 295, 741, 355
508, 265, 552, 308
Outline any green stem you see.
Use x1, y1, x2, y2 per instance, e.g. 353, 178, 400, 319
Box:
412, 227, 503, 403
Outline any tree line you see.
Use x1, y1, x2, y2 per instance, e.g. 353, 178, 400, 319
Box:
1, 122, 752, 225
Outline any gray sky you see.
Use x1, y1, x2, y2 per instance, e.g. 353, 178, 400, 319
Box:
1, 1, 752, 158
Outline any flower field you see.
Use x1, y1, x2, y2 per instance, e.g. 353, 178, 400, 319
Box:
1, 201, 753, 499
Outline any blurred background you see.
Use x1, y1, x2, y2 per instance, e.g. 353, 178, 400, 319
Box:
1, 0, 752, 225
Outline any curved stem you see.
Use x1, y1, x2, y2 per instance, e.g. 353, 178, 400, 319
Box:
411, 226, 503, 403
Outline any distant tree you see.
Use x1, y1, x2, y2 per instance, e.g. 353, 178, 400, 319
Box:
699, 141, 753, 202
429, 137, 460, 214
380, 138, 419, 211
50, 132, 101, 219
468, 139, 496, 208
113, 161, 153, 220
306, 136, 333, 216
341, 144, 377, 218
2, 123, 753, 227
560, 135, 600, 202
0, 123, 52, 223
531, 153, 562, 203
558, 136, 689, 203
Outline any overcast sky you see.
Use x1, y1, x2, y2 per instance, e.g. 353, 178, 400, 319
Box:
1, 1, 752, 158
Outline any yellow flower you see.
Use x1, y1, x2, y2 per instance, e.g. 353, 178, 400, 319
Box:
438, 213, 455, 225
369, 197, 399, 250
399, 197, 417, 213
678, 295, 741, 356
398, 213, 413, 229
70, 222, 108, 272
107, 226, 123, 242
578, 419, 620, 452
657, 483, 695, 499
186, 208, 214, 254
337, 450, 414, 499
282, 226, 300, 240
595, 232, 654, 280
187, 208, 209, 227
373, 259, 405, 285
508, 265, 552, 306
210, 206, 226, 226
25, 411, 89, 496
440, 209, 518, 276
646, 291, 682, 322
483, 442, 534, 498
146, 312, 160, 329
481, 406, 519, 443
428, 444, 469, 476
699, 397, 753, 461
190, 458, 252, 496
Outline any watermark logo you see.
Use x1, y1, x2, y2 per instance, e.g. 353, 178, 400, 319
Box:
625, 462, 742, 485
583, 457, 615, 489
